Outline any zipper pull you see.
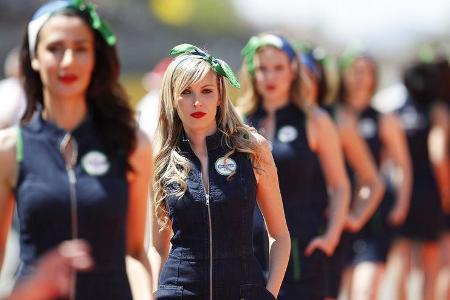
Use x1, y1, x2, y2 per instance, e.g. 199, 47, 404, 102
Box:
205, 193, 210, 205
67, 167, 77, 184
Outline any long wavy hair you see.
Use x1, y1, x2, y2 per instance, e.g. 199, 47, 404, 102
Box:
20, 8, 136, 167
153, 54, 261, 229
237, 35, 303, 116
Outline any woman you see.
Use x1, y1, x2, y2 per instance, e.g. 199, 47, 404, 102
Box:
0, 1, 152, 299
388, 60, 448, 300
300, 48, 385, 300
149, 44, 290, 299
338, 50, 412, 300
238, 33, 350, 300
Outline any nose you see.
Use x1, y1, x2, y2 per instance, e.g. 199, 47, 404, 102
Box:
193, 97, 202, 107
60, 48, 75, 67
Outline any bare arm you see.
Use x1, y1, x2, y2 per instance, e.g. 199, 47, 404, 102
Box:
379, 114, 412, 226
337, 111, 385, 232
306, 108, 350, 256
429, 104, 450, 213
0, 128, 18, 273
126, 130, 154, 295
253, 132, 290, 298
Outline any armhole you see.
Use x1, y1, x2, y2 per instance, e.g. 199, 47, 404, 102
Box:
15, 126, 24, 163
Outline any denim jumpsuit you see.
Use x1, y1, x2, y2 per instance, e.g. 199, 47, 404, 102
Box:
15, 113, 132, 299
246, 103, 326, 300
156, 131, 275, 300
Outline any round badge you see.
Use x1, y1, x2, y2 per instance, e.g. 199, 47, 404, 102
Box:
358, 118, 376, 138
278, 125, 298, 143
215, 157, 237, 176
81, 151, 110, 176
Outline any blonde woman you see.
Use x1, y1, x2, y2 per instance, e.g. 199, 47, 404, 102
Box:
238, 33, 350, 300
149, 44, 290, 299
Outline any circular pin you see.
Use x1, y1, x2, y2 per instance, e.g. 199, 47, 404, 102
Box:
278, 125, 298, 143
358, 118, 377, 138
215, 157, 237, 176
81, 151, 110, 176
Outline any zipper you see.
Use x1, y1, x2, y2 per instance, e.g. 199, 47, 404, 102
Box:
59, 133, 79, 300
201, 171, 213, 300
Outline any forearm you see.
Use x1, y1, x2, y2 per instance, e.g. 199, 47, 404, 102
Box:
148, 246, 169, 291
325, 186, 350, 243
266, 232, 290, 298
350, 177, 385, 228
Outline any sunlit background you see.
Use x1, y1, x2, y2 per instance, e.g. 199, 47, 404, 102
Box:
1, 0, 449, 106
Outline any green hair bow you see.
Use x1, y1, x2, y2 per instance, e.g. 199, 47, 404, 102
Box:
71, 0, 117, 46
169, 43, 240, 88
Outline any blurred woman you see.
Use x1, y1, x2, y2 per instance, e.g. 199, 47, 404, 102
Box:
338, 50, 412, 300
388, 60, 449, 300
300, 48, 385, 300
0, 1, 152, 299
149, 44, 290, 299
238, 33, 350, 300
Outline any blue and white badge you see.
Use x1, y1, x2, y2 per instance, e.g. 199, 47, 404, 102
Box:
215, 157, 237, 176
81, 151, 110, 176
278, 125, 298, 143
358, 118, 376, 138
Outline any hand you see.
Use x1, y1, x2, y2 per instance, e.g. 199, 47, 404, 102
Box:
10, 240, 93, 300
387, 203, 409, 226
345, 214, 362, 233
304, 234, 338, 257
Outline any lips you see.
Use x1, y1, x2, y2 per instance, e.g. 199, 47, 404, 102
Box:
58, 74, 78, 84
190, 112, 206, 118
265, 84, 276, 91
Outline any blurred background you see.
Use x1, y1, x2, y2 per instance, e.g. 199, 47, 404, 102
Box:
1, 0, 449, 107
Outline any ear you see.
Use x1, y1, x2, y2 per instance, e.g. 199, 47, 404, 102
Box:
31, 57, 40, 71
290, 60, 299, 74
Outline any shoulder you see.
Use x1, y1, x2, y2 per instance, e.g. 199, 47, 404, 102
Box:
307, 105, 337, 133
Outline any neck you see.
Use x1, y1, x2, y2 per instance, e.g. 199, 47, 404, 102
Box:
43, 91, 88, 131
184, 125, 217, 156
346, 92, 370, 112
262, 95, 290, 115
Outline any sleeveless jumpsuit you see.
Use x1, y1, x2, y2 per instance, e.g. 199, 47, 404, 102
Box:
15, 113, 132, 299
156, 131, 275, 300
247, 103, 326, 300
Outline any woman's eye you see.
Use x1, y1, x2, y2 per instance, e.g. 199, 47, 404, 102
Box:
202, 89, 212, 94
47, 45, 63, 53
181, 89, 191, 95
275, 65, 284, 71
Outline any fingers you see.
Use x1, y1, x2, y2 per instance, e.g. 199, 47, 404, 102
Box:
58, 239, 94, 271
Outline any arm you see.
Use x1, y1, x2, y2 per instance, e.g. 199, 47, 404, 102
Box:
126, 130, 154, 295
379, 114, 412, 226
147, 208, 172, 292
306, 109, 350, 256
429, 104, 450, 213
0, 128, 18, 272
337, 112, 385, 232
253, 133, 290, 298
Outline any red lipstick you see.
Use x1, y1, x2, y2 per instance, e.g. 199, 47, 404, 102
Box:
58, 74, 78, 84
266, 84, 276, 91
190, 112, 206, 119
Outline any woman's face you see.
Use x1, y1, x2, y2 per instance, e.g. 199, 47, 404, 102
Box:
31, 14, 95, 100
176, 70, 221, 135
253, 46, 295, 102
343, 57, 375, 107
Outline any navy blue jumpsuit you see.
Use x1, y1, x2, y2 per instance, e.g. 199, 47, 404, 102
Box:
156, 131, 275, 300
247, 103, 326, 300
15, 113, 132, 299
349, 106, 394, 264
396, 99, 444, 241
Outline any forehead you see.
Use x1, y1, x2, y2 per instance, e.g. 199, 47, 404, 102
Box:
38, 14, 94, 44
254, 46, 290, 65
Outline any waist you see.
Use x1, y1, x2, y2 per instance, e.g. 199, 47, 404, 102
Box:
169, 246, 254, 260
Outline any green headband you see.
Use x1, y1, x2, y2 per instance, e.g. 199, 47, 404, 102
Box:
169, 43, 240, 88
241, 34, 297, 76
71, 0, 116, 46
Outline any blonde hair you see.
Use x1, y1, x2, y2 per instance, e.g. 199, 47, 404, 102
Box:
153, 54, 261, 230
237, 43, 304, 116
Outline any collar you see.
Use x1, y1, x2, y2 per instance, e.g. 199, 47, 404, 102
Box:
178, 129, 225, 155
